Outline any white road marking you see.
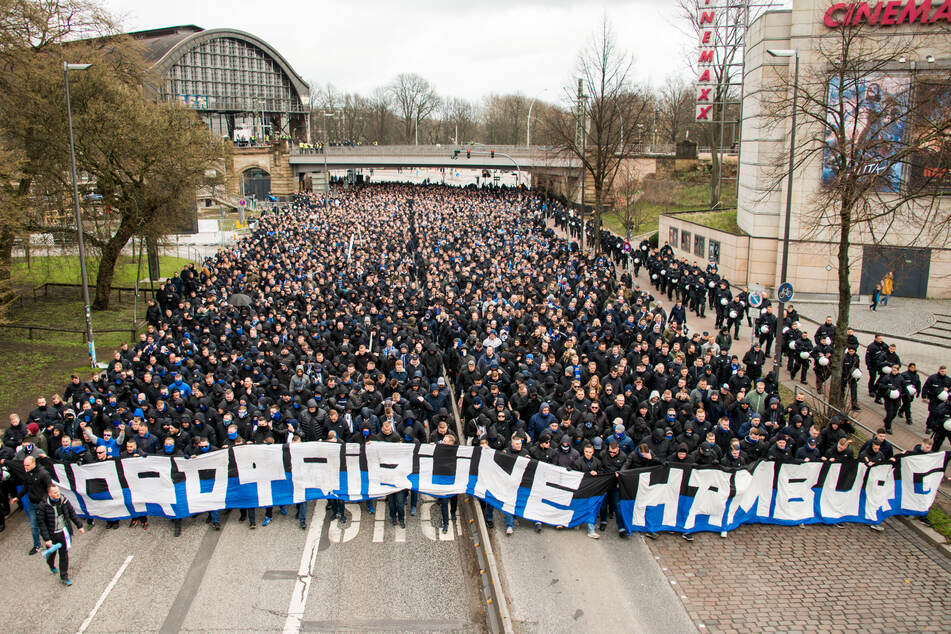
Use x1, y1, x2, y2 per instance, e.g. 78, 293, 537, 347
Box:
373, 515, 385, 543
327, 505, 361, 543
394, 524, 407, 543
283, 509, 323, 634
77, 555, 133, 634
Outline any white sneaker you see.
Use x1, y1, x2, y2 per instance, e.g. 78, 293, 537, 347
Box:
719, 531, 727, 538
869, 524, 884, 532
587, 531, 600, 539
505, 526, 513, 535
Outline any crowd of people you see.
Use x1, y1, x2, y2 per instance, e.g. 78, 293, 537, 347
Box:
1, 182, 948, 584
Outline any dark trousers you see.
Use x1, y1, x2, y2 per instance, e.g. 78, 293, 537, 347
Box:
898, 396, 914, 422
248, 507, 272, 524
883, 399, 900, 430
387, 491, 407, 522
840, 378, 859, 407
439, 496, 458, 528
759, 335, 774, 356
45, 531, 69, 580
598, 486, 624, 531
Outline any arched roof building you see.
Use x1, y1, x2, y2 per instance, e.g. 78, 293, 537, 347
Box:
130, 25, 310, 141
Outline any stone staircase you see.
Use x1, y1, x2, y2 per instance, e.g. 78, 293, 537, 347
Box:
914, 313, 951, 347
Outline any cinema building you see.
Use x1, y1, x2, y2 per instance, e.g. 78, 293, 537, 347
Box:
661, 0, 951, 298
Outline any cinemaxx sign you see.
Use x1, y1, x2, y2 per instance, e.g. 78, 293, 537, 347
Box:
824, 1, 951, 27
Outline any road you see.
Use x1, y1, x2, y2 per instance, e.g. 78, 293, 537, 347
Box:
1, 497, 482, 633
490, 522, 697, 634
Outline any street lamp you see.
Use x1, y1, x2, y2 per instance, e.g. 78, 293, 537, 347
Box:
64, 62, 97, 368
526, 88, 549, 147
767, 48, 799, 366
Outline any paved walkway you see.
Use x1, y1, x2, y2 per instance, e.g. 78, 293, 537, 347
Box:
647, 519, 951, 634
794, 298, 951, 339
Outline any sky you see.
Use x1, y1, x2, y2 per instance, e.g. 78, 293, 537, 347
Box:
99, 0, 698, 104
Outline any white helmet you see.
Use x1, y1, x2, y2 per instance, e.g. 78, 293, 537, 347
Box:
939, 389, 949, 402
889, 389, 900, 400
760, 325, 770, 334
634, 258, 640, 264
944, 418, 951, 432
852, 369, 862, 380
729, 310, 738, 319
882, 365, 893, 374
782, 327, 790, 334
708, 281, 716, 288
661, 269, 666, 275
907, 384, 917, 396
818, 356, 829, 366
652, 274, 658, 280
720, 298, 728, 306
789, 341, 797, 350
800, 351, 810, 359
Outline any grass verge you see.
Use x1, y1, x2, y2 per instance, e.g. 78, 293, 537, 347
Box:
675, 210, 743, 235
926, 505, 951, 543
11, 254, 192, 289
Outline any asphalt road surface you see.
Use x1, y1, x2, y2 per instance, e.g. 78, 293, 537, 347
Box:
489, 521, 697, 634
1, 497, 483, 633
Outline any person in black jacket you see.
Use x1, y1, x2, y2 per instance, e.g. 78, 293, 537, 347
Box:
37, 483, 84, 586
571, 442, 603, 539
840, 346, 862, 411
598, 440, 628, 537
1, 454, 50, 554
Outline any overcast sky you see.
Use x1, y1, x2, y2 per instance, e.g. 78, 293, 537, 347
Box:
99, 0, 699, 104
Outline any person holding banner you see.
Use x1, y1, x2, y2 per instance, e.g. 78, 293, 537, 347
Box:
36, 483, 84, 586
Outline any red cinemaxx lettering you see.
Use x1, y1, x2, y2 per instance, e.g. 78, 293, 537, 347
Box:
824, 1, 951, 27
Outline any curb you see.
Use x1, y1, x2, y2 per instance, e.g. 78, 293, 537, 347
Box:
443, 369, 515, 634
897, 516, 951, 562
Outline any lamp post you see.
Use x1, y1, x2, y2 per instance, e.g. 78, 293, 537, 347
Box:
767, 48, 799, 366
64, 62, 96, 367
526, 88, 549, 147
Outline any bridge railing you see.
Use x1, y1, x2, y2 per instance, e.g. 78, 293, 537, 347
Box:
290, 143, 677, 158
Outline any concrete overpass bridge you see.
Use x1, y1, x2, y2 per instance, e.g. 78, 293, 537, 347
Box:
288, 144, 581, 173
287, 143, 677, 198
223, 141, 681, 201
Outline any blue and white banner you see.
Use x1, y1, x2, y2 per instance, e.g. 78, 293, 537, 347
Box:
49, 445, 949, 533
50, 443, 611, 528
617, 452, 950, 534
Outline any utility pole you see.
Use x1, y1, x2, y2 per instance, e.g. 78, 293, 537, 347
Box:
576, 78, 587, 251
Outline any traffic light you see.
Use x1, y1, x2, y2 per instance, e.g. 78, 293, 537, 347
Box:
466, 149, 471, 159
490, 149, 495, 158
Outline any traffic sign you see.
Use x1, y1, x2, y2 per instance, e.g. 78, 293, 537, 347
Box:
238, 198, 247, 207
623, 242, 632, 254
748, 292, 763, 308
778, 282, 794, 302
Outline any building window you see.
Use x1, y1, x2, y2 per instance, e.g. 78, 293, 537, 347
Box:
681, 230, 691, 252
669, 227, 678, 248
694, 234, 705, 257
709, 239, 720, 263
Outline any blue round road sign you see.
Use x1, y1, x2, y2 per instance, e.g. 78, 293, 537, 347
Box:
778, 282, 794, 302
748, 292, 763, 308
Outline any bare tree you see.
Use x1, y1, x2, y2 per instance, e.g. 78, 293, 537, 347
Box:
656, 75, 695, 145
388, 73, 440, 144
544, 16, 652, 252
760, 22, 951, 408
369, 87, 393, 144
482, 93, 530, 145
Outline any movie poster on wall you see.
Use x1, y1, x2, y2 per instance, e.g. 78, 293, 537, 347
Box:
908, 80, 951, 192
822, 74, 911, 193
